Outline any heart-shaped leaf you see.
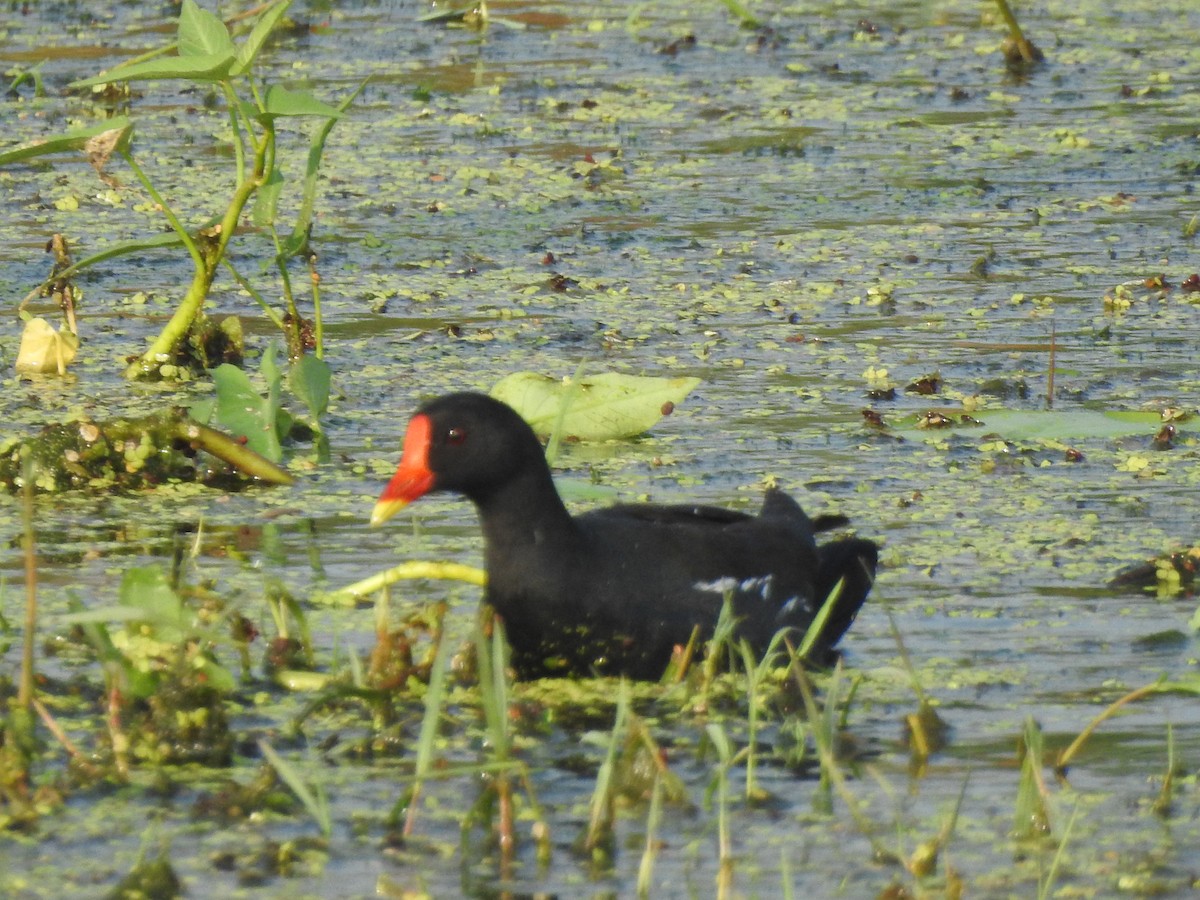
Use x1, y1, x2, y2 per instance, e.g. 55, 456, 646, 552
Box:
491, 371, 700, 440
211, 362, 283, 462
178, 0, 235, 58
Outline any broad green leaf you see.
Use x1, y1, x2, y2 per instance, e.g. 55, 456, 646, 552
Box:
233, 0, 295, 76
120, 566, 187, 643
0, 117, 132, 165
289, 354, 331, 420
70, 52, 236, 87
262, 85, 343, 119
212, 362, 283, 462
178, 0, 235, 58
897, 408, 1163, 441
490, 371, 701, 440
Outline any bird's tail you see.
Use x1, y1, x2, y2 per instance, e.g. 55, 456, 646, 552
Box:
811, 538, 879, 655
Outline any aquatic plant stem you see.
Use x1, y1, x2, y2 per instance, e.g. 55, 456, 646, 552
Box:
544, 359, 588, 465
220, 257, 286, 329
994, 0, 1039, 63
222, 80, 249, 185
18, 453, 37, 712
585, 682, 629, 861
887, 611, 927, 705
475, 619, 517, 879
118, 149, 205, 276
260, 740, 332, 837
32, 698, 100, 778
1054, 680, 1163, 778
309, 253, 324, 359
795, 577, 844, 661
1153, 724, 1176, 817
787, 652, 888, 855
1046, 321, 1056, 409
270, 224, 303, 359
2, 452, 41, 788
636, 773, 664, 898
320, 562, 486, 607
703, 724, 735, 898
403, 624, 451, 837
123, 133, 270, 378
107, 681, 130, 780
1036, 801, 1080, 900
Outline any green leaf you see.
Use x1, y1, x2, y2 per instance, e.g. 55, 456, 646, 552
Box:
233, 0, 295, 76
897, 408, 1163, 441
260, 340, 295, 445
120, 566, 187, 643
718, 0, 762, 28
252, 167, 285, 226
0, 118, 132, 165
261, 85, 344, 119
490, 371, 701, 440
284, 77, 368, 256
418, 6, 477, 24
59, 230, 188, 274
189, 397, 216, 424
289, 354, 331, 420
212, 361, 283, 462
70, 52, 236, 87
178, 0, 235, 58
198, 656, 237, 693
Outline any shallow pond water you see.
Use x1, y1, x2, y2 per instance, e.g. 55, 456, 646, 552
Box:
3, 0, 1200, 896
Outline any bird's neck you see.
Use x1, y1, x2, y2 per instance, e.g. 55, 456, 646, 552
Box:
472, 462, 576, 556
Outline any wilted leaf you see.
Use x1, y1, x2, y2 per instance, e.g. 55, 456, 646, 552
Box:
491, 371, 700, 440
15, 317, 79, 374
85, 123, 133, 182
0, 118, 133, 166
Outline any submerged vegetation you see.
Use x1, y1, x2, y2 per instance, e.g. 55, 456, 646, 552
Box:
4, 0, 1200, 896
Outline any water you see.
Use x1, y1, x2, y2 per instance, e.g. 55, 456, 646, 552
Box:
3, 0, 1200, 895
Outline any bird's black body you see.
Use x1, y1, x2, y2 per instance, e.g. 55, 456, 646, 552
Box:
374, 392, 877, 680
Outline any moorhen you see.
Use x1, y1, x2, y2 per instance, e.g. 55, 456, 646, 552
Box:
371, 392, 878, 680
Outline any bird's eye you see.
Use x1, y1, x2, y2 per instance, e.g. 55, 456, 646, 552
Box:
446, 427, 467, 446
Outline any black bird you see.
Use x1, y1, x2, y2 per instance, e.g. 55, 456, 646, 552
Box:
372, 392, 877, 680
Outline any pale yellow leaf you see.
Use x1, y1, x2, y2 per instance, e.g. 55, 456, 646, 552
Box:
15, 317, 79, 375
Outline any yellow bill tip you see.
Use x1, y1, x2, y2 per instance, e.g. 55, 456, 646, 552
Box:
369, 498, 409, 527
